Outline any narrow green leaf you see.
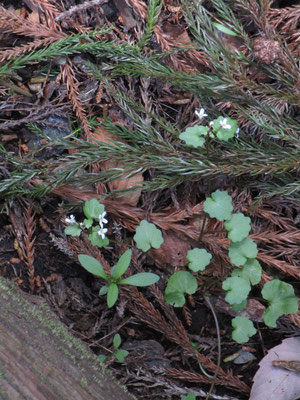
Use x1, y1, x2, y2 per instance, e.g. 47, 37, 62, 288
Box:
119, 272, 159, 287
113, 333, 121, 349
113, 249, 132, 279
107, 283, 119, 308
78, 254, 109, 280
213, 22, 238, 36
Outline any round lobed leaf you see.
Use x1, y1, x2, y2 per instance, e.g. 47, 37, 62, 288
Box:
222, 276, 251, 305
262, 279, 298, 327
204, 190, 233, 221
179, 125, 209, 148
64, 225, 82, 237
187, 248, 212, 272
232, 259, 262, 285
232, 316, 257, 343
165, 292, 186, 307
224, 213, 251, 242
83, 198, 105, 220
134, 220, 164, 252
165, 271, 198, 296
228, 238, 258, 266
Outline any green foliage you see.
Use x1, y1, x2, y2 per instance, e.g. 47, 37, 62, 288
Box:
179, 125, 209, 148
134, 220, 164, 251
165, 271, 198, 307
83, 198, 105, 219
181, 393, 196, 400
119, 273, 160, 286
78, 255, 109, 280
222, 276, 251, 305
78, 250, 160, 308
97, 333, 129, 363
211, 116, 238, 141
187, 248, 212, 272
64, 199, 109, 248
262, 280, 299, 327
64, 224, 82, 237
232, 316, 256, 344
224, 213, 251, 242
204, 190, 233, 221
232, 259, 262, 285
228, 238, 258, 266
212, 22, 238, 36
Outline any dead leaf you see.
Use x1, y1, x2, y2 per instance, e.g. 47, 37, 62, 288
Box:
92, 127, 143, 207
148, 230, 191, 268
250, 337, 300, 400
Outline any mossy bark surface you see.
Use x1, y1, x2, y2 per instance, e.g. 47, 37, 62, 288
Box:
0, 276, 136, 400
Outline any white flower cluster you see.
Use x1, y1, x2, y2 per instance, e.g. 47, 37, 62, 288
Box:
97, 211, 108, 239
65, 214, 76, 224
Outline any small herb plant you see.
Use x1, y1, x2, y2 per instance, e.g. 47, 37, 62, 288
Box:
65, 200, 160, 308
97, 333, 129, 363
65, 197, 298, 343
179, 108, 239, 148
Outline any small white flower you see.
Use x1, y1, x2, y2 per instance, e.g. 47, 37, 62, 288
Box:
209, 121, 214, 127
235, 127, 240, 138
98, 211, 108, 227
97, 226, 108, 239
79, 222, 85, 229
195, 108, 208, 120
219, 118, 231, 130
65, 214, 76, 224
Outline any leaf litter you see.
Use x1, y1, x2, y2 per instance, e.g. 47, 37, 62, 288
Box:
0, 0, 299, 399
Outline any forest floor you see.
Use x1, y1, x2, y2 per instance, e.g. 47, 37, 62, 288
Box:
0, 0, 299, 399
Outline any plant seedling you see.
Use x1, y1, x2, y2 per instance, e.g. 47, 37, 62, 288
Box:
78, 249, 160, 308
97, 333, 129, 363
181, 393, 196, 400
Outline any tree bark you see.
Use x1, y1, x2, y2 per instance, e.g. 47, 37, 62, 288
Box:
0, 276, 136, 400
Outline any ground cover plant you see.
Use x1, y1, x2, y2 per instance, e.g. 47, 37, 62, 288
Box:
0, 0, 299, 399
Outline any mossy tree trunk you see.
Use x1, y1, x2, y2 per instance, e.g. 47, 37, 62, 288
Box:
0, 276, 135, 400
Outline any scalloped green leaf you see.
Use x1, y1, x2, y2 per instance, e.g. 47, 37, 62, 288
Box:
88, 231, 109, 248
78, 254, 109, 280
211, 116, 238, 141
232, 316, 257, 343
134, 220, 164, 252
224, 213, 251, 242
187, 248, 212, 272
231, 299, 247, 312
232, 259, 262, 285
228, 238, 258, 266
83, 198, 105, 220
262, 279, 299, 327
165, 271, 198, 307
179, 125, 209, 148
165, 292, 186, 307
222, 276, 251, 305
204, 190, 233, 221
64, 224, 82, 237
